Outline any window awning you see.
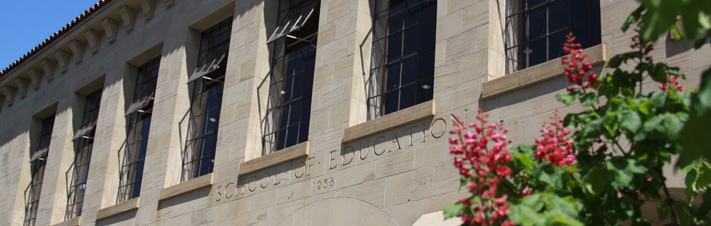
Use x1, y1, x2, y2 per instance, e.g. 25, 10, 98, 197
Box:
125, 92, 155, 116
187, 54, 226, 83
72, 122, 97, 141
266, 0, 319, 44
29, 147, 49, 162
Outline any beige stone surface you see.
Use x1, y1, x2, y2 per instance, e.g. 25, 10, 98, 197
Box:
0, 0, 706, 226
95, 197, 140, 220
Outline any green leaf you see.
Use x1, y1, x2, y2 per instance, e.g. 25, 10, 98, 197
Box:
662, 113, 685, 139
579, 93, 599, 107
515, 153, 536, 171
584, 118, 605, 138
679, 69, 711, 167
698, 163, 711, 189
622, 6, 644, 31
443, 203, 464, 219
607, 55, 624, 68
652, 63, 669, 83
650, 91, 668, 107
582, 167, 614, 196
619, 110, 642, 133
556, 92, 576, 105
685, 168, 699, 203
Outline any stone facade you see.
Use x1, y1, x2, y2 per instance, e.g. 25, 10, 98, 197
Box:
0, 0, 707, 225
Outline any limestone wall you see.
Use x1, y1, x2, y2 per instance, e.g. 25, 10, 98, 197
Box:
0, 0, 707, 225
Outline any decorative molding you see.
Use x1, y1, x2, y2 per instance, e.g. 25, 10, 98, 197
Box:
139, 0, 156, 21
239, 141, 311, 176
159, 173, 214, 201
84, 29, 101, 54
96, 198, 140, 220
14, 78, 29, 99
163, 0, 174, 8
2, 86, 15, 107
101, 18, 119, 44
53, 216, 81, 226
54, 50, 70, 74
69, 40, 85, 64
119, 6, 136, 33
27, 68, 42, 90
482, 44, 607, 99
343, 100, 437, 143
41, 59, 56, 82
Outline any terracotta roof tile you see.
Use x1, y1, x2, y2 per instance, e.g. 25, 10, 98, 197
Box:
0, 0, 114, 79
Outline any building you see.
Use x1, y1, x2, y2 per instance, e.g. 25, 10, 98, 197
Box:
0, 0, 706, 225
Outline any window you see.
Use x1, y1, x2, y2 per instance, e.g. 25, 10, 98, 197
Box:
117, 57, 160, 203
66, 89, 102, 220
24, 115, 55, 226
504, 0, 601, 73
368, 0, 436, 120
262, 0, 319, 155
182, 18, 231, 182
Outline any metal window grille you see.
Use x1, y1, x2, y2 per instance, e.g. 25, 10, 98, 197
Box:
65, 89, 102, 220
23, 115, 55, 226
504, 0, 601, 74
367, 0, 436, 120
262, 0, 319, 155
181, 18, 231, 182
117, 57, 160, 203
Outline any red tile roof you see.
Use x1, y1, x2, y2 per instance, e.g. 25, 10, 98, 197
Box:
0, 0, 115, 79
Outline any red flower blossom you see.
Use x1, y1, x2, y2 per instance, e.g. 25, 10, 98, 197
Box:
449, 109, 514, 225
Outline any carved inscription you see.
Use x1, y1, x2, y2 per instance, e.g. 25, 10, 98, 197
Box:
213, 110, 471, 202
312, 177, 335, 191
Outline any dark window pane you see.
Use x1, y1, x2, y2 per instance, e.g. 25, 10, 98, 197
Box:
571, 2, 590, 25
279, 106, 290, 128
298, 120, 309, 143
527, 0, 547, 8
387, 32, 403, 62
404, 3, 420, 27
420, 19, 436, 49
386, 64, 401, 91
301, 98, 312, 121
277, 130, 287, 150
283, 77, 294, 102
549, 0, 569, 33
389, 4, 405, 34
286, 126, 299, 147
571, 22, 592, 47
384, 91, 399, 114
292, 74, 304, 99
527, 38, 547, 66
526, 7, 546, 40
403, 26, 420, 57
399, 85, 416, 109
289, 102, 301, 126
416, 78, 434, 104
421, 2, 436, 19
401, 57, 418, 85
418, 50, 435, 80
548, 31, 568, 60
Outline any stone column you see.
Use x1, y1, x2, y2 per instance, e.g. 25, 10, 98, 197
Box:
79, 65, 129, 225
35, 96, 80, 225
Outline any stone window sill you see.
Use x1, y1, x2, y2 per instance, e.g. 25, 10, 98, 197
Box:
239, 141, 311, 176
343, 99, 437, 143
96, 197, 140, 220
53, 216, 81, 226
482, 44, 607, 99
159, 173, 214, 201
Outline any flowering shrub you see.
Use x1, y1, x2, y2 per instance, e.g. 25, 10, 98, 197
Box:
448, 111, 514, 226
444, 28, 711, 225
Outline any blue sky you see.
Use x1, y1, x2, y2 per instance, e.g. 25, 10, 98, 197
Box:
0, 0, 99, 70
